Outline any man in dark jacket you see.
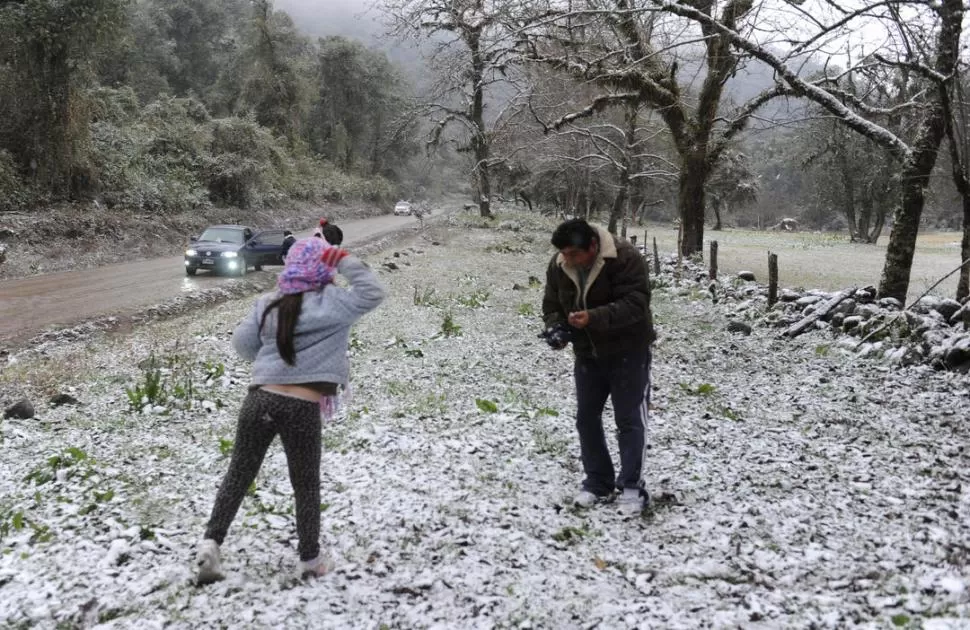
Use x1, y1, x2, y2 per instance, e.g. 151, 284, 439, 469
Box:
542, 218, 655, 514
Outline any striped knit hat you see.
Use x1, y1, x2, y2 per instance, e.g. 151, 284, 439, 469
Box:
276, 238, 336, 295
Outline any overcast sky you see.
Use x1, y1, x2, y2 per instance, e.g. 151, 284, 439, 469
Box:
276, 0, 384, 42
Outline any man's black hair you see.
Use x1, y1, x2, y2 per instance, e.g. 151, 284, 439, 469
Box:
321, 223, 343, 245
551, 218, 597, 250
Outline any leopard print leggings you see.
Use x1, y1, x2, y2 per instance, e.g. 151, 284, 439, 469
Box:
204, 388, 321, 561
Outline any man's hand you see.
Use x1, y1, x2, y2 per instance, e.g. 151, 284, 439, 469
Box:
567, 310, 590, 329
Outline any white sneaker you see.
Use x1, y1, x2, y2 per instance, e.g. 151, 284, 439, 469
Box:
298, 553, 335, 579
616, 488, 646, 515
196, 539, 224, 584
574, 490, 605, 508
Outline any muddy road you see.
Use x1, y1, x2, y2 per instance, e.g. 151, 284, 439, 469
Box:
0, 214, 418, 346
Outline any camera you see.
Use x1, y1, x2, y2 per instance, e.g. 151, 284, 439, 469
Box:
539, 322, 574, 350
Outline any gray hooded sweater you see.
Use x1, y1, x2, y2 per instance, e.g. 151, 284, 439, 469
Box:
231, 256, 385, 386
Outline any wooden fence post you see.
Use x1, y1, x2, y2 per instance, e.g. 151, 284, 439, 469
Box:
709, 240, 718, 281
768, 252, 779, 307
652, 237, 661, 275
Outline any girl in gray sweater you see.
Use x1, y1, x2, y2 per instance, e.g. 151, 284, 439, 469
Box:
196, 237, 385, 583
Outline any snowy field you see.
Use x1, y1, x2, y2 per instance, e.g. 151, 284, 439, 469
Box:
0, 212, 968, 629
641, 224, 964, 302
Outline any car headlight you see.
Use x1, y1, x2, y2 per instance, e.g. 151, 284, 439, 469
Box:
221, 251, 238, 258
185, 249, 197, 257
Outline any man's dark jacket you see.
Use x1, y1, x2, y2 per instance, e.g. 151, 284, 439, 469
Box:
542, 225, 655, 358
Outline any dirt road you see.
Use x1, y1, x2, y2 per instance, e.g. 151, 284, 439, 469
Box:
0, 214, 417, 346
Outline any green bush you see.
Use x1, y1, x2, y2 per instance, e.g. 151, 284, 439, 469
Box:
81, 91, 398, 213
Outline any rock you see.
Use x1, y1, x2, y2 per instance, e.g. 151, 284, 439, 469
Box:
0, 226, 16, 240
796, 295, 822, 307
833, 298, 857, 317
935, 299, 962, 322
383, 262, 399, 271
512, 283, 526, 291
878, 297, 903, 310
4, 399, 34, 419
393, 252, 401, 258
914, 295, 943, 315
900, 346, 924, 367
737, 271, 756, 282
49, 393, 80, 407
726, 321, 753, 336
854, 288, 876, 304
951, 304, 970, 328
831, 313, 846, 328
498, 220, 521, 232
906, 311, 940, 338
854, 304, 880, 320
843, 316, 863, 331
944, 334, 970, 371
779, 289, 801, 302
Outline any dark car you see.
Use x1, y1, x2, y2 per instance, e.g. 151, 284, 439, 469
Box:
184, 225, 288, 277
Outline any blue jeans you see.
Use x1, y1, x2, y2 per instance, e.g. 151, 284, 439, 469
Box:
574, 347, 651, 495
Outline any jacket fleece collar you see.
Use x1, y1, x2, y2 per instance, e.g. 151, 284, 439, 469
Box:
556, 225, 616, 307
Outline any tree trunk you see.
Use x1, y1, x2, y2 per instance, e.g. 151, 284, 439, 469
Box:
878, 144, 947, 301
958, 194, 970, 301
477, 158, 492, 218
869, 205, 887, 244
879, 177, 930, 302
840, 159, 860, 241
878, 0, 962, 301
469, 32, 491, 218
679, 155, 708, 257
711, 197, 723, 231
859, 196, 873, 242
607, 182, 628, 234
32, 48, 74, 198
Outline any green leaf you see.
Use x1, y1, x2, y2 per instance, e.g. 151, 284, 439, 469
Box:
475, 399, 498, 414
695, 383, 716, 396
891, 614, 910, 627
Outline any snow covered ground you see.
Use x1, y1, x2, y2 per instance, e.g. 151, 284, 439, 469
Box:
0, 212, 968, 629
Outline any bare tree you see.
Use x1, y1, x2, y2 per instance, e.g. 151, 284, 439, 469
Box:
942, 69, 970, 301
651, 0, 964, 301
385, 0, 521, 218
519, 0, 791, 256
493, 70, 677, 227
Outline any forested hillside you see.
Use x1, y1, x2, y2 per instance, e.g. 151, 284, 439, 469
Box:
0, 0, 433, 215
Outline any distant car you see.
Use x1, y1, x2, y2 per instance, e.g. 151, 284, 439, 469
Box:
394, 200, 412, 216
184, 225, 288, 277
